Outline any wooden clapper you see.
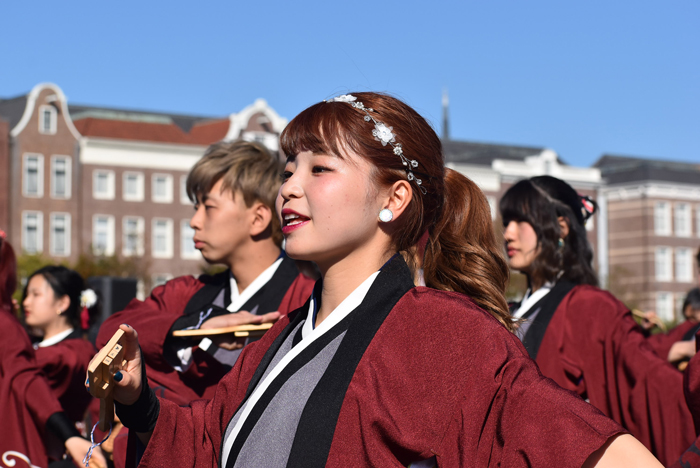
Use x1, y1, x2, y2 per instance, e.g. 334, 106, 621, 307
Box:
87, 329, 126, 431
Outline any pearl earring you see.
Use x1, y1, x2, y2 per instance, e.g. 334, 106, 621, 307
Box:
378, 208, 394, 223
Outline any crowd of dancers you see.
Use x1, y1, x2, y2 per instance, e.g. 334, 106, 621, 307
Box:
1, 92, 700, 467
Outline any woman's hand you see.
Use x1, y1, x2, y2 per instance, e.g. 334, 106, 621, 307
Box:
87, 324, 143, 406
668, 340, 696, 363
201, 311, 280, 350
64, 436, 106, 468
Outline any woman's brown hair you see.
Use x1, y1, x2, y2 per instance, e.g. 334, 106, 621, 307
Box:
280, 92, 513, 331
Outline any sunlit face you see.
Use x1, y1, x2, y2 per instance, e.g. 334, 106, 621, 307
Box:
276, 150, 385, 270
23, 275, 65, 330
503, 220, 539, 274
190, 179, 257, 267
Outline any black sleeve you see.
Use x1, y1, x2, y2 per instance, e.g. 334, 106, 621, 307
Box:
46, 411, 81, 443
115, 354, 160, 433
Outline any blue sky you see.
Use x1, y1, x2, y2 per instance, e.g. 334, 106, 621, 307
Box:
1, 0, 698, 167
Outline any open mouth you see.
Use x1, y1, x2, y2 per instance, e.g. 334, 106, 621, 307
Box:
283, 213, 309, 227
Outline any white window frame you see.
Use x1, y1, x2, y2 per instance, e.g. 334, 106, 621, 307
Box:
180, 175, 191, 205
655, 246, 673, 282
38, 105, 57, 135
22, 211, 43, 254
656, 292, 674, 322
152, 173, 173, 203
123, 171, 145, 202
50, 155, 71, 199
92, 215, 115, 256
22, 153, 44, 198
122, 216, 145, 257
654, 201, 671, 236
93, 170, 116, 200
49, 213, 71, 257
152, 218, 174, 258
675, 247, 694, 283
674, 203, 692, 237
180, 219, 201, 260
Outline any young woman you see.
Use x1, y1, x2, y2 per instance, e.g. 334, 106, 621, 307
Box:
100, 93, 660, 467
0, 235, 104, 468
500, 176, 697, 466
22, 265, 99, 424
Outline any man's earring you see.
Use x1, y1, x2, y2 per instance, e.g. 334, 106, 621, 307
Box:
378, 208, 394, 223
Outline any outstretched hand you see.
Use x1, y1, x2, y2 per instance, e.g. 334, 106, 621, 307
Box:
201, 310, 280, 350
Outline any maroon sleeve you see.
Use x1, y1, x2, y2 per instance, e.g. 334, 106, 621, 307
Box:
0, 311, 63, 468
647, 320, 698, 360
277, 273, 315, 315
96, 275, 204, 371
130, 316, 291, 468
35, 339, 96, 422
536, 286, 696, 466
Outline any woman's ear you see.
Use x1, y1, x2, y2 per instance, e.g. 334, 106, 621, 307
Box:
249, 202, 273, 237
557, 216, 570, 240
56, 294, 70, 314
384, 180, 413, 220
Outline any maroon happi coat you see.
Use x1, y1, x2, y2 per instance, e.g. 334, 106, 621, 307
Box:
0, 309, 62, 468
528, 285, 696, 466
35, 331, 96, 423
97, 263, 314, 406
133, 259, 623, 468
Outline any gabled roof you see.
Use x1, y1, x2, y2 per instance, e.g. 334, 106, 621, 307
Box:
594, 154, 700, 186
0, 95, 29, 130
443, 139, 559, 166
68, 104, 230, 145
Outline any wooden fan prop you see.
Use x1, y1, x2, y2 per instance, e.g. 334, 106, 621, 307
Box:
87, 329, 126, 431
172, 322, 273, 338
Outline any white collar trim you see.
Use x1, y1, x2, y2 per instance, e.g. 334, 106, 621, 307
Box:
222, 270, 380, 465
36, 328, 74, 348
228, 257, 284, 312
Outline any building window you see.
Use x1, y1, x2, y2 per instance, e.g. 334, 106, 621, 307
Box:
22, 211, 43, 254
92, 215, 115, 255
152, 218, 173, 258
655, 246, 672, 282
38, 105, 57, 135
654, 202, 671, 236
180, 219, 200, 260
486, 196, 497, 220
151, 274, 173, 291
122, 217, 145, 257
93, 170, 115, 200
180, 175, 191, 205
23, 154, 44, 198
675, 203, 692, 237
696, 206, 700, 238
675, 247, 694, 283
656, 292, 674, 322
123, 172, 145, 202
50, 156, 71, 199
50, 213, 71, 257
152, 174, 173, 203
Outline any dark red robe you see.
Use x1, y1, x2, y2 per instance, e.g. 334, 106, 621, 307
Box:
131, 257, 623, 468
528, 285, 696, 466
34, 331, 96, 423
96, 261, 314, 406
0, 309, 63, 468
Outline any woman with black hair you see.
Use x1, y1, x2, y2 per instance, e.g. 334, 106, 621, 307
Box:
22, 265, 99, 423
500, 175, 698, 466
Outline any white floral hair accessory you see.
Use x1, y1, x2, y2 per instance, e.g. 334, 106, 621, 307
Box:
325, 94, 426, 194
80, 289, 98, 309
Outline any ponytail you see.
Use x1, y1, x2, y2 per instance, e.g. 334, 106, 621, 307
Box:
423, 169, 514, 331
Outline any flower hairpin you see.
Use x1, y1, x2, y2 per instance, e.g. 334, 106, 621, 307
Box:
80, 289, 97, 309
326, 94, 426, 194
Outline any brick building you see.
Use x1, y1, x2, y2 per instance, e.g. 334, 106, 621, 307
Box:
595, 155, 700, 320
0, 83, 286, 293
